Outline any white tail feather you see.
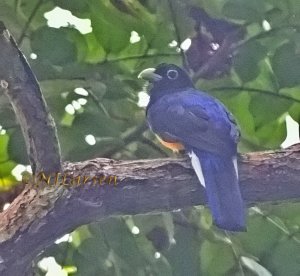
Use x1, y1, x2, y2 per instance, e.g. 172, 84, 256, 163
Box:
188, 151, 206, 187
233, 156, 238, 179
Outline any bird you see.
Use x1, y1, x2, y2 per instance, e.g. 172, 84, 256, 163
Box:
138, 63, 246, 231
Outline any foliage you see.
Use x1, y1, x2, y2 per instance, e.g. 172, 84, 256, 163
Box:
1, 0, 300, 275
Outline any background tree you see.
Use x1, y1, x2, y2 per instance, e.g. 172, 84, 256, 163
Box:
1, 0, 300, 275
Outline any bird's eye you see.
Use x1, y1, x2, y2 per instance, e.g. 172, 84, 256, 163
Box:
167, 69, 178, 80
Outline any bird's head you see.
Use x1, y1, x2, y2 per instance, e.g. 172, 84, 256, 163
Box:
138, 63, 194, 92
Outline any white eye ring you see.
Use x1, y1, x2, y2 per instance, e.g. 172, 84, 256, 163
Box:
167, 69, 178, 80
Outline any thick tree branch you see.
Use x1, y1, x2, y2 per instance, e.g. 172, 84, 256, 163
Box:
0, 22, 61, 174
0, 145, 300, 275
0, 21, 62, 275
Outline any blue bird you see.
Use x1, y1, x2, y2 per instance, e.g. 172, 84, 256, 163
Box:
138, 63, 246, 231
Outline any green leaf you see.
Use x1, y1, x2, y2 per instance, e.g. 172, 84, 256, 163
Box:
270, 202, 300, 223
160, 0, 194, 41
89, 1, 130, 53
40, 79, 88, 96
107, 0, 157, 43
42, 93, 69, 123
288, 102, 300, 123
238, 214, 282, 257
217, 91, 257, 146
0, 174, 17, 191
222, 0, 268, 21
19, 0, 54, 31
72, 111, 125, 136
264, 238, 300, 276
40, 242, 75, 266
88, 80, 107, 98
60, 112, 75, 127
233, 41, 267, 83
71, 225, 92, 248
72, 250, 109, 276
152, 256, 172, 276
77, 237, 109, 261
200, 240, 235, 276
255, 119, 286, 149
133, 213, 174, 252
0, 1, 24, 38
7, 128, 29, 164
53, 0, 89, 13
0, 160, 15, 178
79, 33, 106, 63
0, 134, 9, 162
0, 97, 16, 129
134, 213, 174, 239
272, 42, 300, 88
0, 130, 18, 191
103, 99, 140, 122
100, 218, 148, 271
249, 93, 291, 127
165, 226, 201, 276
31, 27, 78, 65
91, 14, 129, 54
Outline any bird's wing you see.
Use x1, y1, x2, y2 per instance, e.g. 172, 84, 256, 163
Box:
147, 90, 239, 156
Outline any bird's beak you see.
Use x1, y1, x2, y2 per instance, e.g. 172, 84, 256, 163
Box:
138, 68, 162, 82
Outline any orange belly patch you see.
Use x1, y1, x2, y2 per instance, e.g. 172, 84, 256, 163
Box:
156, 135, 184, 153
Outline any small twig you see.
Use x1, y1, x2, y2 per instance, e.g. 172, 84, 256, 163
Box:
211, 86, 300, 104
135, 26, 162, 69
140, 137, 169, 157
100, 53, 180, 65
102, 122, 148, 157
17, 0, 44, 45
167, 0, 188, 69
235, 25, 300, 52
224, 232, 245, 276
88, 89, 110, 118
251, 207, 300, 244
173, 212, 202, 233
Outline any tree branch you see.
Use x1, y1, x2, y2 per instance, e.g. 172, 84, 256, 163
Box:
167, 0, 188, 69
0, 22, 61, 174
100, 52, 180, 64
0, 145, 300, 275
17, 0, 44, 45
211, 86, 300, 104
0, 21, 62, 275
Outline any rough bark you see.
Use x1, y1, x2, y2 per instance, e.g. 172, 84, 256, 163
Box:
0, 22, 61, 174
0, 21, 62, 275
0, 146, 300, 275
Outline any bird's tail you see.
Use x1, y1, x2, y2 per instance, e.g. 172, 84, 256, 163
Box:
189, 149, 246, 231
